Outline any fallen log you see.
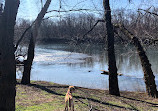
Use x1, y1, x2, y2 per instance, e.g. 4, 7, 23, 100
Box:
101, 70, 123, 76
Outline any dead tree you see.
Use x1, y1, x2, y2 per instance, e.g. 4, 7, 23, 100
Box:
103, 0, 120, 96
115, 24, 158, 98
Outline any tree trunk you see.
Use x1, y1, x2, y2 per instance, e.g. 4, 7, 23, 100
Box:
0, 0, 19, 110
103, 0, 120, 96
133, 37, 158, 98
21, 33, 34, 84
116, 24, 158, 98
0, 3, 3, 15
21, 0, 51, 84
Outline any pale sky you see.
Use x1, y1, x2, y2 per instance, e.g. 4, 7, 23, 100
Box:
1, 0, 157, 21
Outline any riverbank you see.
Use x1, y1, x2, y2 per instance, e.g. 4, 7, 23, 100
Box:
37, 37, 158, 46
16, 80, 158, 111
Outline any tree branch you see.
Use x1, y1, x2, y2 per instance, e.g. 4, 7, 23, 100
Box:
46, 9, 90, 13
15, 25, 32, 50
15, 0, 52, 51
138, 9, 158, 17
83, 19, 105, 38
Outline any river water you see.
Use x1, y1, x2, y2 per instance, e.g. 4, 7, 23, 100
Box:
17, 43, 158, 91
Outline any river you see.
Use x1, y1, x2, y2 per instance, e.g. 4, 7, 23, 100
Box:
16, 43, 158, 91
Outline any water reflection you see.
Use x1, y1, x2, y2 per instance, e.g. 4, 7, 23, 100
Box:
17, 43, 158, 91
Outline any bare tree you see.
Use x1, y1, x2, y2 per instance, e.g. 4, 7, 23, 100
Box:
21, 0, 52, 84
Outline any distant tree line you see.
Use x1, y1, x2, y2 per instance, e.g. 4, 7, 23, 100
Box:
14, 8, 158, 45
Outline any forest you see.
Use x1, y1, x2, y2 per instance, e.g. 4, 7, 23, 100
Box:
15, 8, 158, 45
0, 0, 158, 111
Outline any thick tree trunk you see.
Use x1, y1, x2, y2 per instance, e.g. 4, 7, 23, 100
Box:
116, 24, 158, 98
103, 0, 120, 96
21, 33, 34, 84
0, 0, 19, 110
21, 0, 51, 84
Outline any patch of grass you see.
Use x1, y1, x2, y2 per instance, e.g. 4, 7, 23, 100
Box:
16, 101, 63, 111
16, 80, 158, 111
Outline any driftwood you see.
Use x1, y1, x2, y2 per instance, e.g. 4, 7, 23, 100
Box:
101, 70, 123, 76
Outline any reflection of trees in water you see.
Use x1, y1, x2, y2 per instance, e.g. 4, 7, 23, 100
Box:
119, 77, 146, 92
66, 57, 94, 68
40, 43, 158, 76
117, 52, 142, 74
146, 49, 158, 75
90, 44, 156, 76
65, 43, 107, 68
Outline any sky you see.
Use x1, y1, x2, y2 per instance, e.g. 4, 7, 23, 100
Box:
111, 0, 158, 10
1, 0, 158, 20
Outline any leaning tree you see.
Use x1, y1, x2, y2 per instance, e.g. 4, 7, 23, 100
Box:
21, 0, 52, 84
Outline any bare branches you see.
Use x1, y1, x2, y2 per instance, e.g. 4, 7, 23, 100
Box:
15, 20, 36, 51
113, 27, 125, 43
46, 9, 90, 13
114, 23, 158, 98
138, 9, 158, 17
70, 19, 105, 45
114, 24, 135, 40
15, 25, 32, 50
83, 20, 105, 38
15, 0, 52, 51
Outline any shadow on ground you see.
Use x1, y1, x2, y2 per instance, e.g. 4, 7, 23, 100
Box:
16, 82, 156, 111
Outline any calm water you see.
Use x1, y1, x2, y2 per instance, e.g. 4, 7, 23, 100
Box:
17, 43, 158, 91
